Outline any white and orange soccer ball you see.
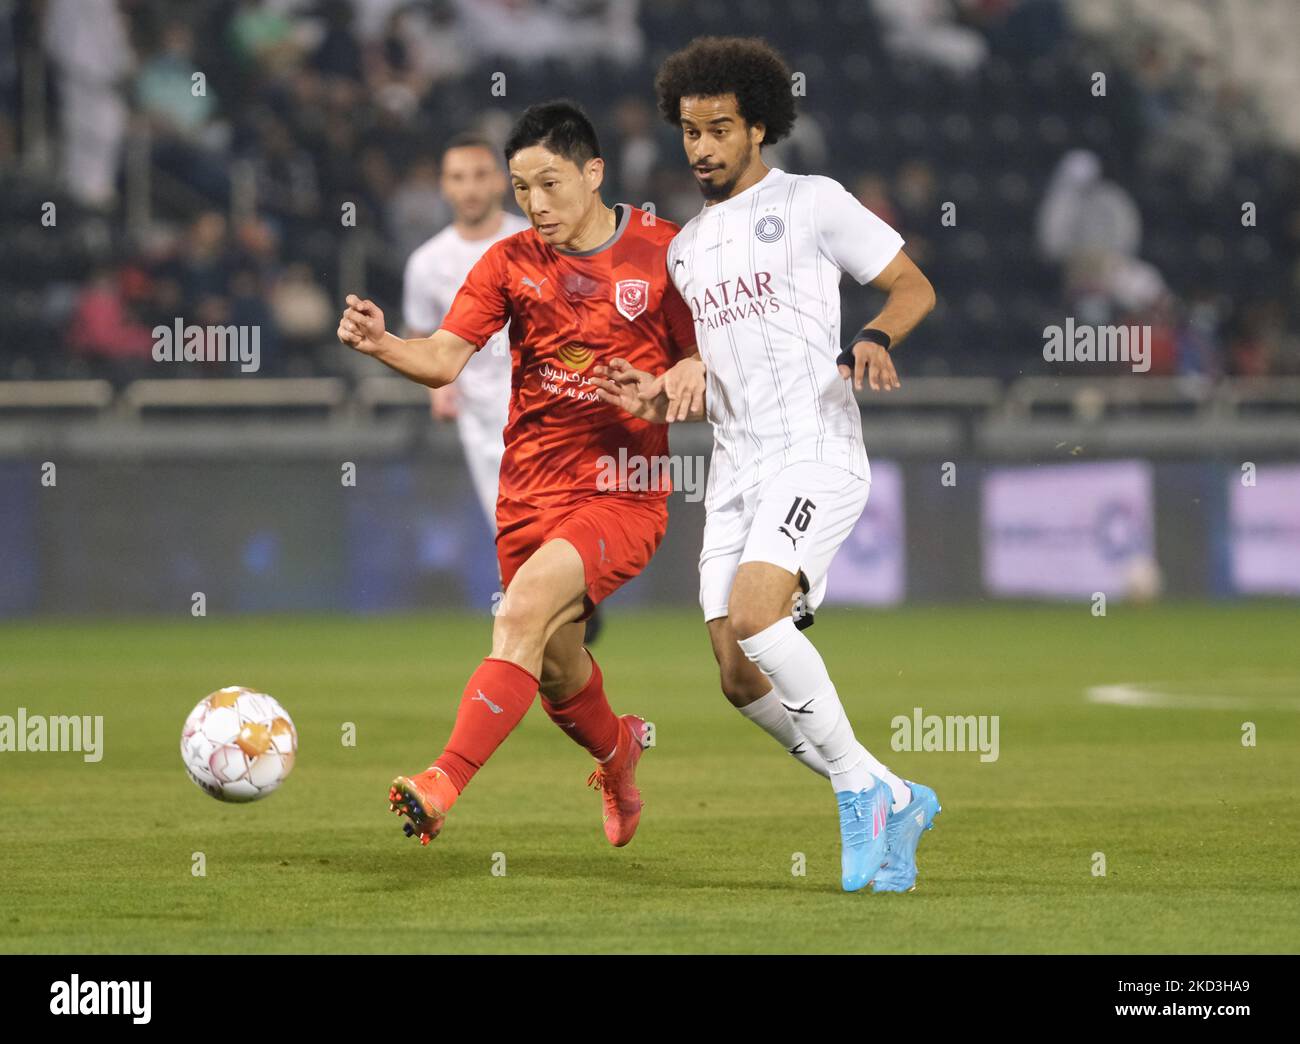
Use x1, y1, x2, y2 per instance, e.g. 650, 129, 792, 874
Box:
181, 686, 298, 802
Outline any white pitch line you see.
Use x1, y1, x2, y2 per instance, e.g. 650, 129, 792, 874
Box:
1085, 682, 1300, 712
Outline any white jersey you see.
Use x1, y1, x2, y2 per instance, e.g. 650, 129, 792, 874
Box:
667, 168, 904, 509
402, 211, 531, 419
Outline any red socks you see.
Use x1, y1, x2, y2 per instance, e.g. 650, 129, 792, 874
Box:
430, 654, 620, 803
434, 658, 539, 794
541, 654, 621, 762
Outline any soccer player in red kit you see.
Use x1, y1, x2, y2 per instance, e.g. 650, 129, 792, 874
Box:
337, 101, 696, 848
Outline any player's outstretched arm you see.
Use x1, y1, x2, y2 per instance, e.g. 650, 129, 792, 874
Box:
838, 251, 936, 392
338, 294, 477, 388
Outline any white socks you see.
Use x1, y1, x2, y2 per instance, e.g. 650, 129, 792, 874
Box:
736, 617, 911, 811
737, 688, 830, 778
858, 743, 912, 812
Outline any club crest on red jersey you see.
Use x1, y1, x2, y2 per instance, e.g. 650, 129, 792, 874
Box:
615, 279, 649, 321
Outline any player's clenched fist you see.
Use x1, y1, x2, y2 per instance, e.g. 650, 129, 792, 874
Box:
337, 294, 388, 356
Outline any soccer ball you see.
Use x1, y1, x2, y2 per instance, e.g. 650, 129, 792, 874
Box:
181, 686, 298, 802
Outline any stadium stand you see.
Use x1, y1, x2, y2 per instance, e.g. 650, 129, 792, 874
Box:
1, 0, 1297, 390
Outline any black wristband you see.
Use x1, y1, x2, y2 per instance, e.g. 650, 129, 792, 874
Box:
853, 326, 891, 350
836, 327, 891, 369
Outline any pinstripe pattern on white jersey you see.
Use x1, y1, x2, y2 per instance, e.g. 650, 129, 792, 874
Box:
667, 169, 904, 510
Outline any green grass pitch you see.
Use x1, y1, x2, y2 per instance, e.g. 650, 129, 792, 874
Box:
1, 604, 1297, 954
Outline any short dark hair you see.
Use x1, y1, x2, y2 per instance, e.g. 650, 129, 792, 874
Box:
654, 36, 796, 146
503, 100, 601, 167
443, 132, 498, 159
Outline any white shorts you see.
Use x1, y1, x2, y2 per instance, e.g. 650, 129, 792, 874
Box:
456, 406, 506, 532
699, 461, 870, 622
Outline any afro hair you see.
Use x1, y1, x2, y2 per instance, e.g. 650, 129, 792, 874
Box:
654, 36, 796, 146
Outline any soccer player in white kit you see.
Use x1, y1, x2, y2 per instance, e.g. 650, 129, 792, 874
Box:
402, 134, 531, 529
596, 37, 941, 893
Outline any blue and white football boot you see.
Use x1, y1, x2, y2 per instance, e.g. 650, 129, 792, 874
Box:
837, 777, 892, 892
871, 781, 941, 893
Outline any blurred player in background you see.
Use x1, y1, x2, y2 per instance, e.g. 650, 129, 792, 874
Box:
403, 134, 530, 529
404, 134, 606, 644
340, 101, 695, 851
596, 37, 940, 893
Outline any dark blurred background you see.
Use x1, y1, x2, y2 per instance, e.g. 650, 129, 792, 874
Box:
1, 0, 1298, 617
3, 0, 1299, 381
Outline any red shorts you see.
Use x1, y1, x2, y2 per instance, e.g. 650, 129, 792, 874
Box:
496, 495, 668, 617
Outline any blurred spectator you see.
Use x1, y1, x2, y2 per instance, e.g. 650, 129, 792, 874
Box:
1037, 150, 1165, 323
227, 0, 300, 72
230, 268, 280, 373
43, 0, 134, 209
372, 0, 472, 101
357, 145, 399, 232
67, 268, 153, 365
612, 97, 659, 204
136, 22, 217, 141
764, 111, 828, 176
1038, 150, 1140, 263
245, 111, 319, 223
976, 0, 1068, 62
851, 174, 900, 230
387, 154, 451, 262
5, 0, 1297, 383
0, 0, 18, 165
1230, 300, 1285, 378
269, 263, 332, 359
894, 160, 939, 230
1174, 294, 1223, 378
453, 0, 644, 67
137, 20, 231, 204
872, 0, 988, 79
892, 160, 938, 267
231, 215, 282, 278
310, 0, 363, 84
178, 211, 232, 307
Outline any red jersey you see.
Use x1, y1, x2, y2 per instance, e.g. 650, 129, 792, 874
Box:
439, 204, 695, 511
